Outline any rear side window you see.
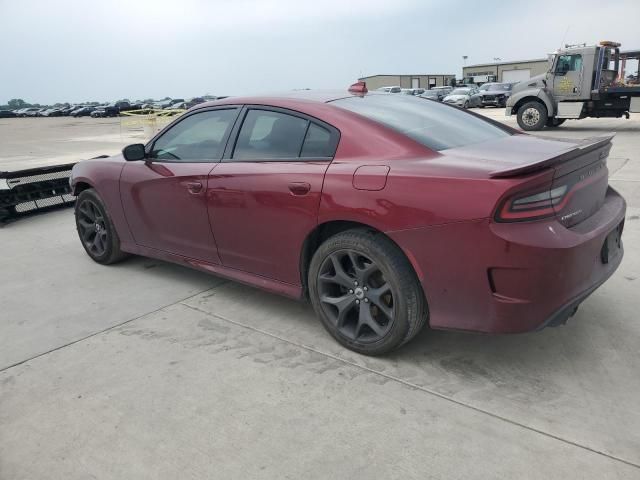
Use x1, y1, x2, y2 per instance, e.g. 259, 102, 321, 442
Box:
301, 123, 333, 158
331, 94, 510, 151
232, 109, 337, 161
233, 110, 307, 160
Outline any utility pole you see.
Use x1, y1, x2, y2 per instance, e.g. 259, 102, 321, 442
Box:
462, 56, 468, 84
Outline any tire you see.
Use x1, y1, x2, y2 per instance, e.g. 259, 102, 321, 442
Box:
545, 117, 566, 128
478, 105, 485, 109
308, 229, 428, 355
463, 101, 469, 109
74, 189, 128, 265
516, 101, 548, 131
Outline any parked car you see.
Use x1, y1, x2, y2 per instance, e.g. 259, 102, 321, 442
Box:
419, 89, 446, 101
186, 97, 206, 108
26, 108, 48, 117
0, 109, 17, 118
59, 106, 79, 116
442, 87, 482, 108
154, 100, 174, 109
376, 86, 402, 93
70, 88, 625, 355
91, 106, 114, 118
477, 82, 514, 108
71, 106, 97, 117
40, 108, 64, 117
401, 88, 425, 95
431, 86, 454, 96
165, 102, 188, 110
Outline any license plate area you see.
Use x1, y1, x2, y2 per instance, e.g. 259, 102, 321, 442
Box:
601, 221, 624, 264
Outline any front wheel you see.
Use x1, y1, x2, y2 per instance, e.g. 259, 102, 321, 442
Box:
308, 229, 427, 355
75, 189, 128, 265
516, 101, 548, 131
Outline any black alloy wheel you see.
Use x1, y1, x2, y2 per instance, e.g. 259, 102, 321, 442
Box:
76, 198, 108, 257
74, 189, 128, 264
317, 249, 394, 343
308, 229, 427, 355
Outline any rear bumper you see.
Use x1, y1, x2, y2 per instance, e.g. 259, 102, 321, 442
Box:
388, 187, 626, 333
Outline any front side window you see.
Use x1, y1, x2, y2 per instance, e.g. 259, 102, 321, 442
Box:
150, 109, 237, 161
332, 94, 511, 151
555, 54, 583, 73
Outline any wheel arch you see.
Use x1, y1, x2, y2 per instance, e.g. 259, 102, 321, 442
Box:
512, 95, 553, 117
299, 220, 422, 300
73, 180, 94, 196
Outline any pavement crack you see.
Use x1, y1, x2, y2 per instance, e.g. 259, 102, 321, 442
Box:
609, 157, 630, 177
181, 302, 640, 471
0, 282, 228, 373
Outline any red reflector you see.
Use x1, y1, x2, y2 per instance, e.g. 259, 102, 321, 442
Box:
348, 81, 368, 94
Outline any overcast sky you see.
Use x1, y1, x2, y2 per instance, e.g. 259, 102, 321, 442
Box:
1, 0, 639, 104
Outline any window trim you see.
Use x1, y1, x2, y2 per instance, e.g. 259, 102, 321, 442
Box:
144, 106, 242, 163
222, 105, 341, 163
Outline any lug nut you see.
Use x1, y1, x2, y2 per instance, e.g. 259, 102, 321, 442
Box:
363, 286, 368, 291
349, 289, 354, 294
364, 298, 369, 303
354, 281, 358, 286
355, 299, 360, 305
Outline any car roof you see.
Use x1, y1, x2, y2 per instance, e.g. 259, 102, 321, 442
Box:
194, 90, 368, 109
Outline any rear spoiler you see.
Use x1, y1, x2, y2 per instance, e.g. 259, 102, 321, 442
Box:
490, 134, 615, 178
0, 163, 76, 223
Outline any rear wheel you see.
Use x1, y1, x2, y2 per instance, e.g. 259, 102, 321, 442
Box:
516, 101, 548, 131
308, 229, 427, 355
545, 117, 566, 128
75, 189, 128, 265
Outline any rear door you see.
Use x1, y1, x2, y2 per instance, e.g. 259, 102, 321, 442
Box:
207, 106, 339, 284
120, 107, 240, 263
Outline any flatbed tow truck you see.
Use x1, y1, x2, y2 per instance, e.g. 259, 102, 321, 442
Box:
506, 41, 640, 130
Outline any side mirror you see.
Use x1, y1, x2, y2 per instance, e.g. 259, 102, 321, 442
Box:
122, 143, 146, 161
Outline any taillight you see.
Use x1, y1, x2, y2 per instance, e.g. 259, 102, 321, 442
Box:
496, 184, 569, 222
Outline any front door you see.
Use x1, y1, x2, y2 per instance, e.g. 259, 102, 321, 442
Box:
553, 53, 584, 100
207, 106, 339, 285
120, 107, 240, 263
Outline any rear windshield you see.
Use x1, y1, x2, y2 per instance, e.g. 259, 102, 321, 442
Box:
331, 94, 511, 151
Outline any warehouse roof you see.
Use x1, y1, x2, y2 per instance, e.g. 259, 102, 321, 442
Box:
464, 58, 547, 69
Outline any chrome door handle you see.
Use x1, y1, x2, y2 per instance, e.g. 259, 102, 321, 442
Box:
186, 181, 203, 194
288, 182, 311, 196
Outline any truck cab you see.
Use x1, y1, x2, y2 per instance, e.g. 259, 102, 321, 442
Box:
506, 41, 640, 130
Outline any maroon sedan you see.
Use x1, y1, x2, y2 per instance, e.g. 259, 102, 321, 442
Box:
70, 85, 625, 355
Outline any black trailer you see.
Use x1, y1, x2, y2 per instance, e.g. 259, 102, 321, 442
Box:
0, 163, 76, 223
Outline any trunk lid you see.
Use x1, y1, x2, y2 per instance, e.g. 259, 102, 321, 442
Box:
439, 134, 613, 227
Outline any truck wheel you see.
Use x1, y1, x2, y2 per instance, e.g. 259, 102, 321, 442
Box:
517, 101, 547, 131
545, 118, 566, 128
